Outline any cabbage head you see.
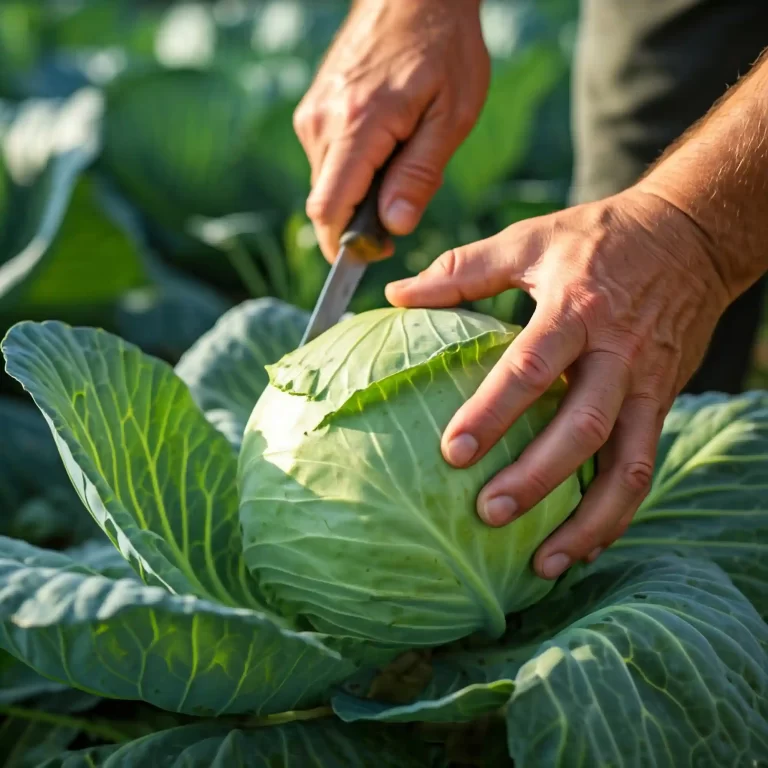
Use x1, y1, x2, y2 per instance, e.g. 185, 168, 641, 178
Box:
238, 307, 591, 647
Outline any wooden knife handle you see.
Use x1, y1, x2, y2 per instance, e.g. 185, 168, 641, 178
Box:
339, 146, 401, 260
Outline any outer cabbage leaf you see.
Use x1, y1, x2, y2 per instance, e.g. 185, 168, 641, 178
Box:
504, 557, 768, 767
240, 307, 586, 647
63, 539, 140, 581
2, 320, 264, 612
332, 556, 768, 767
0, 536, 356, 716
37, 720, 444, 768
332, 681, 513, 725
0, 90, 150, 325
175, 297, 307, 448
609, 390, 768, 619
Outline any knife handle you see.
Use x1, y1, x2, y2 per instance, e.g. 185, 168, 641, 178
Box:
339, 147, 401, 260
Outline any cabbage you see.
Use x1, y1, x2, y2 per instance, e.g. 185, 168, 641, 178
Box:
239, 307, 590, 647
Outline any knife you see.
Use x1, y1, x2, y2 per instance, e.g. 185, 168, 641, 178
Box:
299, 152, 398, 347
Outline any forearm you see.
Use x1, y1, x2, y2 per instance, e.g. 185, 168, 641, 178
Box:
639, 47, 768, 299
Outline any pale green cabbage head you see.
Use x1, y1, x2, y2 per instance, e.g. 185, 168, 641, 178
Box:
238, 307, 589, 647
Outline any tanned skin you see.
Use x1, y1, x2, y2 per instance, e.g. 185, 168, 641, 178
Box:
296, 0, 768, 581
641, 47, 768, 300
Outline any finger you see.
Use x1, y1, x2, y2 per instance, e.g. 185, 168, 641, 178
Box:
385, 223, 545, 307
307, 130, 397, 261
378, 95, 477, 236
593, 393, 668, 556
532, 394, 663, 580
579, 440, 620, 563
310, 144, 329, 188
440, 305, 586, 469
293, 95, 328, 183
606, 507, 636, 547
475, 351, 630, 527
580, 508, 635, 566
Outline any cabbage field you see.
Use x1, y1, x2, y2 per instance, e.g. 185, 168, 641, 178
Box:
0, 1, 767, 766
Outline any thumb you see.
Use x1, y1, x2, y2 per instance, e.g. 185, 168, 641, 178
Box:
385, 224, 544, 308
378, 100, 473, 236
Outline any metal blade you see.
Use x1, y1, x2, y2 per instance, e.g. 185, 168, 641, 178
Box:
299, 246, 367, 346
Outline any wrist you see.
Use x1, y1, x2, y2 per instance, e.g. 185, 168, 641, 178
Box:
635, 50, 768, 302
629, 180, 733, 310
637, 162, 768, 303
350, 0, 483, 29
355, 0, 481, 8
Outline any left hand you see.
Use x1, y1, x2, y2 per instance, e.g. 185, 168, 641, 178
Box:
385, 186, 731, 580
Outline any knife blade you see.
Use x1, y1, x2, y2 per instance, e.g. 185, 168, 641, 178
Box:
299, 246, 367, 346
299, 150, 399, 347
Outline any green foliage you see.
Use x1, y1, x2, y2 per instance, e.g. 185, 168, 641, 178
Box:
37, 720, 445, 768
3, 319, 266, 609
0, 297, 766, 765
0, 536, 356, 717
0, 2, 765, 766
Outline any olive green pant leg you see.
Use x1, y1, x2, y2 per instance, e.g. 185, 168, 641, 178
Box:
570, 0, 768, 394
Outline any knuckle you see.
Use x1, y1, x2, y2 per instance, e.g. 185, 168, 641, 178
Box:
619, 459, 654, 496
570, 404, 613, 447
293, 102, 322, 137
305, 194, 333, 224
455, 106, 477, 134
581, 516, 607, 542
620, 331, 646, 363
521, 465, 553, 504
612, 515, 633, 540
565, 285, 606, 327
627, 391, 663, 412
506, 348, 554, 392
394, 160, 442, 196
433, 248, 463, 279
474, 402, 510, 437
582, 290, 609, 319
569, 520, 605, 553
336, 92, 370, 126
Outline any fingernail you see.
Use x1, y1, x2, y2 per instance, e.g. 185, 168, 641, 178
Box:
586, 546, 603, 563
384, 199, 419, 232
444, 434, 478, 466
480, 495, 518, 526
541, 553, 571, 579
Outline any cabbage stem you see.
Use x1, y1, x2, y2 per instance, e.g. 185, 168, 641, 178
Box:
245, 705, 334, 728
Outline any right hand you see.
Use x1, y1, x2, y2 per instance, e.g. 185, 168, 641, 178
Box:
294, 0, 490, 262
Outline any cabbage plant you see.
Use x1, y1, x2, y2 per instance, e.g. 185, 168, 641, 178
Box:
0, 298, 766, 766
240, 308, 589, 647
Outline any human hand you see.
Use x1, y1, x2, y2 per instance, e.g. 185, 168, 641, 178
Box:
293, 0, 489, 261
385, 187, 731, 580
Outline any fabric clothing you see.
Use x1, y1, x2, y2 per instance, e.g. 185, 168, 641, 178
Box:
570, 0, 768, 393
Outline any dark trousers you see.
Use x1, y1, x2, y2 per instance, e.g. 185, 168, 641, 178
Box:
570, 0, 768, 394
